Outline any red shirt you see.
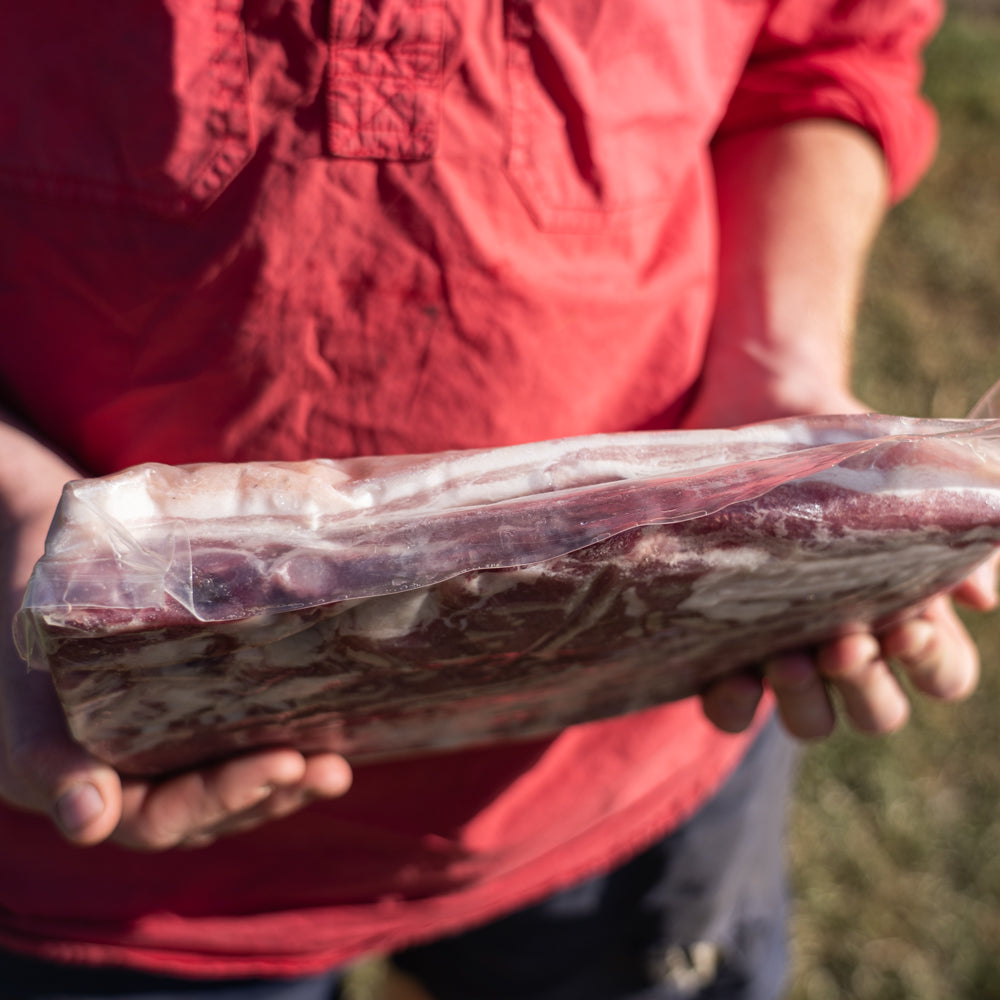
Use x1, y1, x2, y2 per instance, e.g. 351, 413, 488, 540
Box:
0, 0, 938, 978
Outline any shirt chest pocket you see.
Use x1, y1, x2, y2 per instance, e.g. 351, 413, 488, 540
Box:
0, 1, 255, 215
328, 0, 448, 159
502, 0, 738, 233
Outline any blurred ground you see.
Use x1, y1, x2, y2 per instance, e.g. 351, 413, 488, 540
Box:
787, 7, 1000, 999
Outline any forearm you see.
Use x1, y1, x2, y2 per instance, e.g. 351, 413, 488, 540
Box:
695, 120, 990, 740
0, 416, 78, 529
698, 118, 890, 424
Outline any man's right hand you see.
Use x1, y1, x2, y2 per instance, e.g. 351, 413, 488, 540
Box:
0, 421, 352, 849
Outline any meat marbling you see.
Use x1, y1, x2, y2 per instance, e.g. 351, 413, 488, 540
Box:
14, 415, 1000, 775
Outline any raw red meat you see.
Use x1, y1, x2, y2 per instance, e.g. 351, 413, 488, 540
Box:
14, 415, 1000, 775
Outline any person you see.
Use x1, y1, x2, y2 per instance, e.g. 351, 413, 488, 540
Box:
0, 1, 993, 997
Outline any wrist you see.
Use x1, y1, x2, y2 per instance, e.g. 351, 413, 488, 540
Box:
682, 365, 864, 430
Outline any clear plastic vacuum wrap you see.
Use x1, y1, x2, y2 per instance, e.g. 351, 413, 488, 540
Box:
14, 414, 1000, 775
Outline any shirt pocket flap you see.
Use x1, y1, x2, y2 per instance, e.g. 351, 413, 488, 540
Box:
0, 1, 255, 214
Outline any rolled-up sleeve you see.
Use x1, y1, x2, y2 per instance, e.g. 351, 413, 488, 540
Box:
716, 0, 944, 200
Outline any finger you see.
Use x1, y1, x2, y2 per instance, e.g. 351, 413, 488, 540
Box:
113, 749, 352, 851
950, 553, 999, 611
881, 599, 980, 702
175, 757, 356, 849
700, 672, 764, 733
300, 751, 355, 799
816, 632, 909, 734
173, 787, 318, 849
764, 652, 836, 741
114, 749, 309, 850
173, 753, 353, 849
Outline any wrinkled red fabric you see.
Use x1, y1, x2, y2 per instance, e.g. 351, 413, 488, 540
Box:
0, 0, 939, 978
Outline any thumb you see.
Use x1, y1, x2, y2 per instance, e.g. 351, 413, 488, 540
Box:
0, 435, 123, 845
1, 658, 124, 846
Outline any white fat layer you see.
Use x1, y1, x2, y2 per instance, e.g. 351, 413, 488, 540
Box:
64, 415, 993, 530
677, 541, 960, 624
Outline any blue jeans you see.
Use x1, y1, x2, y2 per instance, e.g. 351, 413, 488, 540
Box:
1, 719, 796, 1000
0, 959, 341, 1000
394, 717, 798, 1000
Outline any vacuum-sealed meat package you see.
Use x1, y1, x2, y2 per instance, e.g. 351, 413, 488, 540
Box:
14, 413, 1000, 776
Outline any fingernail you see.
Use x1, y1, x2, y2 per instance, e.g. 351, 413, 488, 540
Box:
973, 561, 999, 603
902, 618, 935, 658
55, 783, 105, 835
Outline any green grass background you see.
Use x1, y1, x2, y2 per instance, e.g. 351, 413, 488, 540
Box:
787, 7, 1000, 999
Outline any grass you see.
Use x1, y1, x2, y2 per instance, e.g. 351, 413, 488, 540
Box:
787, 9, 1000, 999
